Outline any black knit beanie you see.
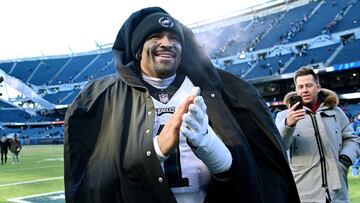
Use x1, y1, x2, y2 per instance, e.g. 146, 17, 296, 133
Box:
131, 12, 184, 57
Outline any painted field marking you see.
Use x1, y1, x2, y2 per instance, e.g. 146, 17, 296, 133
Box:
1, 165, 61, 173
0, 176, 63, 187
7, 191, 64, 203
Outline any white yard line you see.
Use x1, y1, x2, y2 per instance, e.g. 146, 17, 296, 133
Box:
1, 165, 60, 172
7, 190, 64, 203
0, 176, 63, 187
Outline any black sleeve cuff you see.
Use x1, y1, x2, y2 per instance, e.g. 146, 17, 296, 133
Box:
339, 154, 352, 168
212, 169, 231, 182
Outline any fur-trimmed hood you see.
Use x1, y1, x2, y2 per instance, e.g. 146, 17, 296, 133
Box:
284, 88, 339, 108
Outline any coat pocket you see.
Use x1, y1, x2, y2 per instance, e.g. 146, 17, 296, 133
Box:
290, 133, 318, 166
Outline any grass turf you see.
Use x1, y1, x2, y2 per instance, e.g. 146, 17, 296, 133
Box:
0, 145, 359, 202
0, 145, 64, 202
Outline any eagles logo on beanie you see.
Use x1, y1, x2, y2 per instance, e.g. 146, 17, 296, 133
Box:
131, 12, 184, 58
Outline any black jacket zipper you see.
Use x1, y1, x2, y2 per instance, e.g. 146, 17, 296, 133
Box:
309, 112, 332, 202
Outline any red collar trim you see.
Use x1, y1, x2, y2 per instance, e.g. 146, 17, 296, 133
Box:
305, 98, 321, 113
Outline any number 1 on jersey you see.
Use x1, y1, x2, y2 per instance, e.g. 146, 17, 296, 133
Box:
158, 125, 189, 188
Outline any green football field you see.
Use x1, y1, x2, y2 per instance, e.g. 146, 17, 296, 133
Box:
0, 145, 359, 202
0, 145, 64, 203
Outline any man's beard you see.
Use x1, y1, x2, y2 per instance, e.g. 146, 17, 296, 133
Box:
154, 65, 176, 78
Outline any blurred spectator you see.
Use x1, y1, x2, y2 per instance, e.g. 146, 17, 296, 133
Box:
323, 5, 350, 34
278, 59, 283, 67
351, 112, 360, 176
10, 134, 22, 164
0, 133, 10, 165
352, 112, 360, 135
269, 66, 274, 75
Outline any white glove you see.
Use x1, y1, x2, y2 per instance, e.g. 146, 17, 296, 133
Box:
180, 88, 232, 174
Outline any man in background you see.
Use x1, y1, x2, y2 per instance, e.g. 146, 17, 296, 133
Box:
276, 66, 360, 202
0, 133, 10, 165
10, 133, 21, 164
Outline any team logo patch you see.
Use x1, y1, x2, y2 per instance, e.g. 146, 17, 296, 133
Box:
158, 16, 174, 28
159, 93, 169, 104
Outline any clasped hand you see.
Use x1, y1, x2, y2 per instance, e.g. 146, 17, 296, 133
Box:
157, 87, 232, 174
180, 96, 209, 149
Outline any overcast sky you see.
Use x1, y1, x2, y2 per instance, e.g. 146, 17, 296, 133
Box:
0, 0, 267, 61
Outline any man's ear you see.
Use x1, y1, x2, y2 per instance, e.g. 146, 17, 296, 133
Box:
317, 84, 321, 92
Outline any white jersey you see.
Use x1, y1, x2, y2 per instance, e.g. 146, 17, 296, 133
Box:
150, 76, 211, 203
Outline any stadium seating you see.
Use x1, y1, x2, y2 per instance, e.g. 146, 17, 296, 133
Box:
224, 62, 250, 77
291, 0, 350, 42
331, 38, 360, 65
246, 53, 293, 79
256, 1, 319, 50
49, 54, 96, 85
0, 100, 32, 122
73, 52, 113, 82
29, 58, 69, 86
333, 2, 360, 32
283, 43, 340, 74
0, 61, 14, 73
0, 0, 360, 140
42, 90, 73, 104
9, 60, 39, 82
225, 12, 284, 56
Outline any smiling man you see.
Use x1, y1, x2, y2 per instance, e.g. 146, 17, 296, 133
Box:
275, 66, 360, 203
139, 31, 181, 78
64, 7, 300, 203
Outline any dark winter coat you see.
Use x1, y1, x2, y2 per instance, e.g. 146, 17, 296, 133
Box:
0, 138, 10, 153
10, 139, 21, 154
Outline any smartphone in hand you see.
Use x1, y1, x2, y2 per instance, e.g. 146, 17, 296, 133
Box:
289, 95, 303, 110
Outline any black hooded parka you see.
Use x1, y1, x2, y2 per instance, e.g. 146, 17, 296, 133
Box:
64, 7, 299, 203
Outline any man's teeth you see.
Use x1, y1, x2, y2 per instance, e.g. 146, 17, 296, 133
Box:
159, 54, 172, 57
